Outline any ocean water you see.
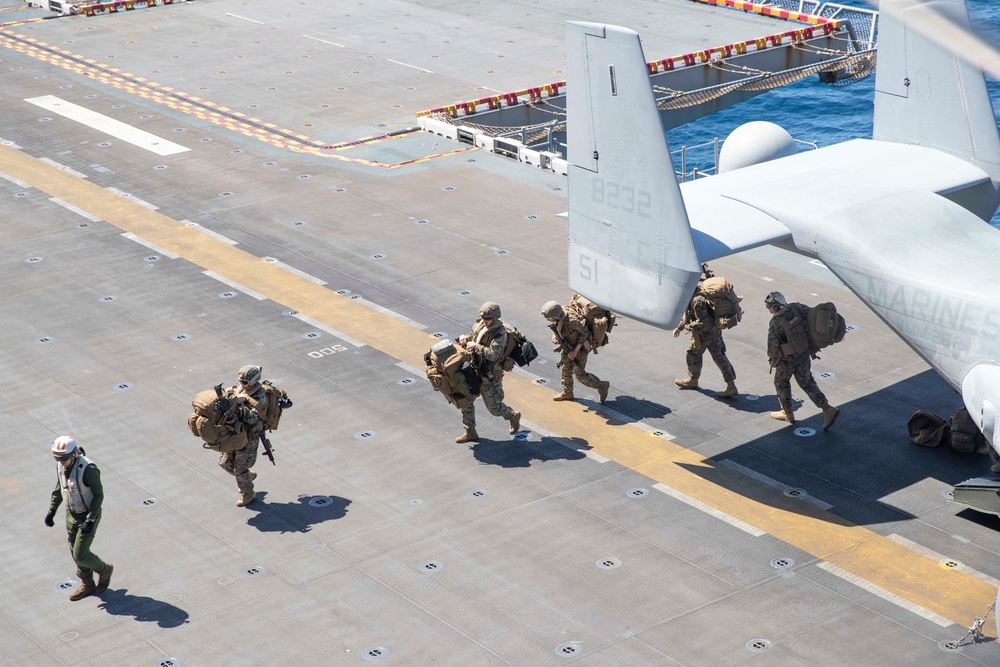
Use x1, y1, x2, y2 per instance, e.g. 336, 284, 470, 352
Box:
666, 0, 1000, 228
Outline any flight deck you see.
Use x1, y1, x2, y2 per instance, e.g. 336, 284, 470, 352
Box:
2, 1, 999, 665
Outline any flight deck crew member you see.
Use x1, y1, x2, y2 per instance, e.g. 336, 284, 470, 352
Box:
454, 302, 521, 443
45, 436, 114, 601
765, 291, 839, 430
542, 300, 610, 403
222, 365, 267, 507
673, 266, 738, 399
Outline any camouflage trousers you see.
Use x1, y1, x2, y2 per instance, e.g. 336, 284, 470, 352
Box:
773, 354, 829, 412
686, 328, 736, 382
560, 348, 602, 393
219, 438, 259, 494
461, 375, 514, 430
66, 511, 106, 579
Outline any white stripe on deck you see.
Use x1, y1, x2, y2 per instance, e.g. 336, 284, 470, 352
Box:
0, 170, 31, 187
292, 313, 366, 347
351, 296, 427, 330
887, 534, 1000, 589
39, 158, 88, 178
202, 271, 267, 300
50, 198, 102, 222
717, 459, 833, 511
262, 257, 327, 285
653, 482, 766, 536
181, 220, 239, 245
26, 96, 190, 156
105, 187, 159, 210
519, 420, 609, 462
816, 562, 953, 627
121, 233, 180, 259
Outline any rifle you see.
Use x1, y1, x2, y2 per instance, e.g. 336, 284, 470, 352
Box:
260, 430, 276, 466
213, 383, 230, 416
548, 324, 577, 369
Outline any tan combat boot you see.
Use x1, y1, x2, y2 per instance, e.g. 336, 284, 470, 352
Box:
455, 428, 479, 444
69, 574, 96, 601
509, 412, 521, 435
236, 491, 256, 507
552, 392, 575, 401
675, 377, 698, 389
771, 409, 795, 424
822, 406, 840, 431
991, 462, 1000, 473
598, 381, 610, 404
95, 563, 114, 593
717, 381, 738, 399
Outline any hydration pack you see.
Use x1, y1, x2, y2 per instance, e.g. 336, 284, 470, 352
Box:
188, 385, 248, 453
567, 293, 617, 350
807, 302, 847, 352
778, 306, 812, 357
424, 339, 479, 409
699, 277, 743, 329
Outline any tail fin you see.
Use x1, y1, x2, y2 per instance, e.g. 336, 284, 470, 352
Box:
566, 22, 701, 329
874, 0, 1000, 202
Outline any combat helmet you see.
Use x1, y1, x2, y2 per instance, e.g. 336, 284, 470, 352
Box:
541, 300, 563, 319
764, 291, 787, 309
478, 302, 501, 320
238, 365, 262, 386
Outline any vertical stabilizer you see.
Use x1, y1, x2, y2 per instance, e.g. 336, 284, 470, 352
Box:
874, 0, 1000, 212
566, 22, 701, 329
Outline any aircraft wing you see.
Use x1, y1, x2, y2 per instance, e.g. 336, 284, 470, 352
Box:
680, 193, 792, 262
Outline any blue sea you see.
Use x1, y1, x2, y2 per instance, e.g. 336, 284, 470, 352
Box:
666, 0, 1000, 228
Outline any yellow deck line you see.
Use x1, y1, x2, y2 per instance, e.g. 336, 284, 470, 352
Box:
4, 143, 995, 628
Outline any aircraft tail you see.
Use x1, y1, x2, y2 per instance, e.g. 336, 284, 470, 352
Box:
565, 22, 701, 329
873, 0, 1000, 216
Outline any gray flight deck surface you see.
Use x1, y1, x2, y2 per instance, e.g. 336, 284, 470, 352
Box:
1, 1, 999, 666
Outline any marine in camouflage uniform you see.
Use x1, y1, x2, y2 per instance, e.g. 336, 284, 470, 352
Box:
542, 300, 610, 403
765, 291, 839, 430
221, 365, 268, 506
455, 302, 521, 443
672, 277, 738, 398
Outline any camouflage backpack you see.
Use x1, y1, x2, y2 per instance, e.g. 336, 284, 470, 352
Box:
567, 293, 617, 350
188, 385, 248, 453
424, 339, 479, 409
698, 276, 743, 329
259, 380, 292, 431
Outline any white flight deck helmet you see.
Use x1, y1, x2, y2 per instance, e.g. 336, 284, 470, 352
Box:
51, 435, 79, 461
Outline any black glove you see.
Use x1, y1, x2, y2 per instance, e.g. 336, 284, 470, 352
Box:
44, 509, 56, 528
81, 519, 95, 535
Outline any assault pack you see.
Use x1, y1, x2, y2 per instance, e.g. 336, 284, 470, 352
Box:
699, 276, 743, 329
500, 324, 538, 371
188, 384, 249, 453
779, 302, 847, 357
258, 380, 292, 432
806, 302, 847, 352
567, 293, 617, 350
951, 406, 988, 454
424, 339, 480, 409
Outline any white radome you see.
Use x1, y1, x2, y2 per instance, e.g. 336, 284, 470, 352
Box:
717, 121, 798, 173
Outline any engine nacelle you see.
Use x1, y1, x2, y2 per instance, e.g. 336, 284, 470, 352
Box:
961, 363, 1000, 458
